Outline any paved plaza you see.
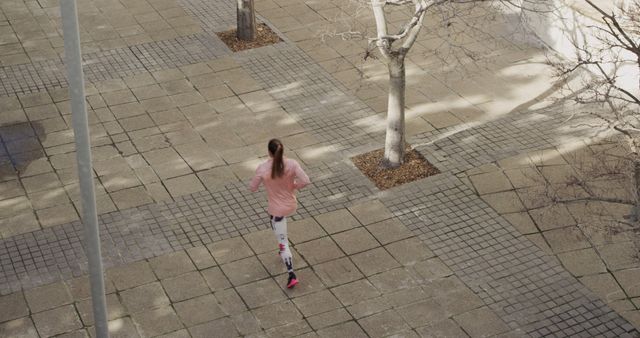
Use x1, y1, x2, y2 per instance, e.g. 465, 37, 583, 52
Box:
0, 0, 639, 336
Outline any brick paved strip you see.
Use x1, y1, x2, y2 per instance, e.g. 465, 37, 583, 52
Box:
411, 104, 585, 175
0, 0, 236, 97
0, 166, 373, 296
0, 34, 230, 97
0, 0, 262, 98
380, 172, 638, 337
179, 0, 236, 32
129, 33, 230, 72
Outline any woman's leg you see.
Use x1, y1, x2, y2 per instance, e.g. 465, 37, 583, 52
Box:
271, 216, 293, 271
271, 216, 298, 287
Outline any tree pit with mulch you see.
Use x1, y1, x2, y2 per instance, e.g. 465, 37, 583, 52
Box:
216, 23, 281, 52
352, 146, 440, 190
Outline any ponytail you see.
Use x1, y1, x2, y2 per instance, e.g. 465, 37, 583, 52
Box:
268, 139, 285, 178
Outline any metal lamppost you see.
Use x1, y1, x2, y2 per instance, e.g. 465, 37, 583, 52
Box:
59, 0, 109, 336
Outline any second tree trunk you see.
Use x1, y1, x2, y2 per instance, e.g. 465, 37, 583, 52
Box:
382, 55, 406, 168
237, 0, 256, 41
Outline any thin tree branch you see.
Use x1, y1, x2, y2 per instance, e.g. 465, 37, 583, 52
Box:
401, 0, 430, 50
585, 0, 640, 54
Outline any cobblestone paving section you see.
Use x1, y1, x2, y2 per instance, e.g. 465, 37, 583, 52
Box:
382, 172, 639, 337
412, 103, 579, 175
129, 33, 229, 71
0, 33, 230, 97
0, 58, 68, 97
0, 165, 374, 295
178, 0, 281, 35
0, 0, 255, 98
235, 45, 382, 150
178, 0, 236, 32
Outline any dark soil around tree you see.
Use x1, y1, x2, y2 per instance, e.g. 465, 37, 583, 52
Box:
352, 147, 440, 190
216, 23, 281, 52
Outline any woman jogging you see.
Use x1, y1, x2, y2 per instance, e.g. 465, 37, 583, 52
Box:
250, 138, 310, 288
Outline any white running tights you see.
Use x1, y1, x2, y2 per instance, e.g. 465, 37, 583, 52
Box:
271, 216, 293, 272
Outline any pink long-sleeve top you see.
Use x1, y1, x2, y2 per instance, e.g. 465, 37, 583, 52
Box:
249, 158, 310, 217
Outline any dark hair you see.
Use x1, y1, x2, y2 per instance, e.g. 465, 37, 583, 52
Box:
268, 139, 284, 179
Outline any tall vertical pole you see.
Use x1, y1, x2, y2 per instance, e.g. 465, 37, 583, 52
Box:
60, 1, 109, 337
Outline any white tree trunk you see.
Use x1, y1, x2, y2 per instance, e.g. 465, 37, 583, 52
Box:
382, 55, 406, 168
237, 0, 256, 41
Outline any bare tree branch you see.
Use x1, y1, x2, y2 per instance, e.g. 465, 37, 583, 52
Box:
585, 0, 640, 54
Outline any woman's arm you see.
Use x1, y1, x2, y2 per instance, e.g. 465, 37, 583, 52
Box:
293, 161, 310, 190
249, 168, 263, 192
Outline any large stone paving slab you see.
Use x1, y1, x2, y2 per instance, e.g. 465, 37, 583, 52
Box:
0, 33, 230, 96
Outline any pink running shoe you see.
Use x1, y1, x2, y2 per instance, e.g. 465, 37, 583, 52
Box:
287, 273, 298, 288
